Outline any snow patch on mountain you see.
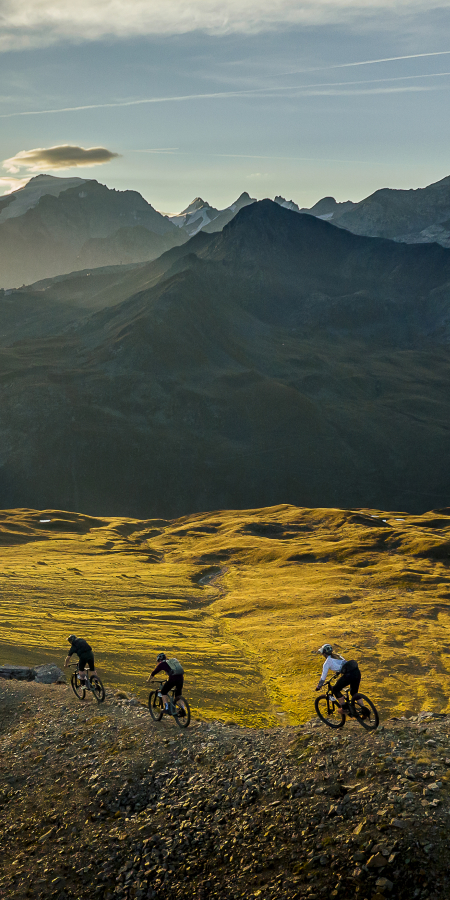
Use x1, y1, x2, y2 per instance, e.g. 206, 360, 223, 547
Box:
0, 174, 87, 224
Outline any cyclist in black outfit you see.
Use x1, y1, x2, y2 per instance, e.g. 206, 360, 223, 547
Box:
64, 635, 97, 685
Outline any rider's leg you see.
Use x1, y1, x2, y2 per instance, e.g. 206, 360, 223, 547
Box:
160, 679, 172, 711
349, 671, 366, 708
332, 675, 349, 714
78, 665, 87, 683
88, 658, 97, 678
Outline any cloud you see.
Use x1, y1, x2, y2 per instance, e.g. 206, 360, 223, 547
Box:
1, 69, 449, 120
0, 175, 29, 194
0, 0, 447, 49
3, 144, 121, 173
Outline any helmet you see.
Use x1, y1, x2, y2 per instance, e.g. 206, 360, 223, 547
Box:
318, 643, 333, 656
156, 652, 166, 662
68, 635, 76, 643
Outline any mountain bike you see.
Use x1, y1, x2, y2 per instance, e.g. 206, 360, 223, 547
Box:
148, 680, 191, 729
315, 676, 379, 730
68, 664, 105, 703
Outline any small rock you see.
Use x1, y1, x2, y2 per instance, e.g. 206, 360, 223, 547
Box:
367, 853, 387, 869
390, 818, 407, 829
376, 876, 394, 892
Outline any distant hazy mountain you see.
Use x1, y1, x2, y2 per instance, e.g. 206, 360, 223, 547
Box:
168, 197, 220, 235
301, 195, 357, 220
335, 174, 450, 246
1, 200, 450, 517
0, 175, 186, 288
0, 174, 88, 222
168, 191, 256, 236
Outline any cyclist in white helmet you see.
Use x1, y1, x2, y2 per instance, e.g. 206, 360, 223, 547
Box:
315, 643, 369, 718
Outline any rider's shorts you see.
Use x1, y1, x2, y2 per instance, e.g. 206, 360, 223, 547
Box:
78, 652, 95, 672
161, 674, 183, 698
332, 667, 361, 697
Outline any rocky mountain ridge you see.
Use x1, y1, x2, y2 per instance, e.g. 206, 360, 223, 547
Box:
2, 172, 450, 288
1, 200, 450, 514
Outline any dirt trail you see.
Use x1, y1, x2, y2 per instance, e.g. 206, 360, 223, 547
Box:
1, 679, 450, 900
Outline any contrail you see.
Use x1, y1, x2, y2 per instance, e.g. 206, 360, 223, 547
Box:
279, 49, 450, 77
0, 67, 449, 119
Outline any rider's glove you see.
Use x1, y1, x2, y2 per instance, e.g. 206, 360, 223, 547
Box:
315, 680, 324, 691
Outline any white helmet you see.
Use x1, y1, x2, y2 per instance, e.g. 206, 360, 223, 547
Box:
318, 643, 333, 656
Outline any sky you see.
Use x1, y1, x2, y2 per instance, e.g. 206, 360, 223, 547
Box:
1, 0, 450, 212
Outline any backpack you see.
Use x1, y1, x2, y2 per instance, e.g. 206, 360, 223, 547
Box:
341, 659, 358, 675
167, 658, 184, 675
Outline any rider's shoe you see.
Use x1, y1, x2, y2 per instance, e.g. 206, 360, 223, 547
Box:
177, 707, 186, 717
359, 707, 371, 719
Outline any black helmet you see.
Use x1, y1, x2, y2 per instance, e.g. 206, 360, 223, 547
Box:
156, 652, 166, 662
68, 635, 76, 644
318, 643, 333, 656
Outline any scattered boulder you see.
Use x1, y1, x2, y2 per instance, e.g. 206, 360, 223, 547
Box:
33, 664, 65, 684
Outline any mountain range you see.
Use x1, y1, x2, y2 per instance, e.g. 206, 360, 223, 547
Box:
0, 198, 450, 517
2, 172, 450, 288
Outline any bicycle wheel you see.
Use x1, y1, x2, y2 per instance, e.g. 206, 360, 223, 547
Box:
148, 690, 164, 721
71, 672, 86, 701
315, 694, 345, 728
174, 696, 191, 729
90, 675, 105, 703
353, 694, 379, 731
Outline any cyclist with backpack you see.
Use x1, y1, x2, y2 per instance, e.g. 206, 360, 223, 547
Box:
147, 652, 184, 714
315, 643, 369, 718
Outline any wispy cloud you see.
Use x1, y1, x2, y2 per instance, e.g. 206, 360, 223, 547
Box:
279, 49, 450, 77
0, 0, 448, 50
3, 144, 121, 173
0, 175, 29, 193
1, 70, 449, 120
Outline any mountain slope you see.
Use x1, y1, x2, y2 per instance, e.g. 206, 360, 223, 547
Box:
0, 200, 449, 515
0, 177, 184, 288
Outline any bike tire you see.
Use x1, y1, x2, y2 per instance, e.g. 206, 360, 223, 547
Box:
353, 694, 379, 731
315, 694, 345, 728
71, 673, 86, 701
174, 696, 191, 729
148, 690, 164, 721
90, 675, 105, 703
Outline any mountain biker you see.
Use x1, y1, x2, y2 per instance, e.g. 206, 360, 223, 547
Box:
64, 635, 97, 686
147, 652, 184, 714
315, 643, 369, 718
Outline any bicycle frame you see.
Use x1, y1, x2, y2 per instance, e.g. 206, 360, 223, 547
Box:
152, 680, 178, 714
68, 663, 95, 692
323, 677, 355, 716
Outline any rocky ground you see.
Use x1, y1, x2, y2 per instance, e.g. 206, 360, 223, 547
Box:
1, 679, 450, 900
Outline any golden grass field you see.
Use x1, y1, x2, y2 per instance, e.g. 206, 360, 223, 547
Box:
1, 503, 450, 726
